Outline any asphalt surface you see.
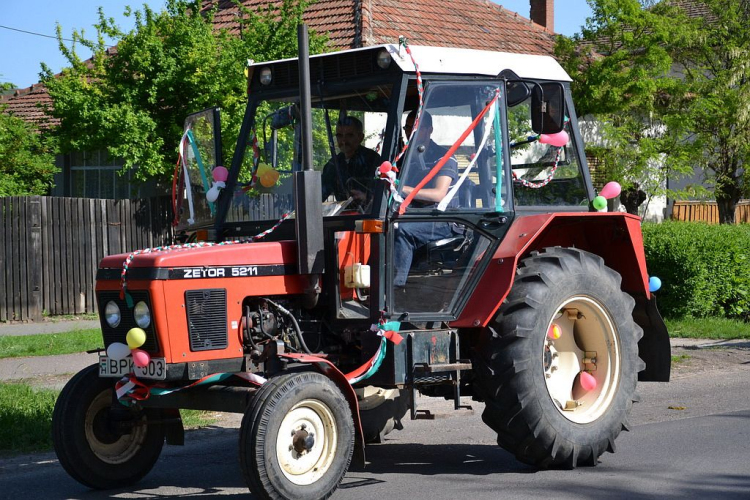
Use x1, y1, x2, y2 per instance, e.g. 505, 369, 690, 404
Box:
1, 320, 749, 499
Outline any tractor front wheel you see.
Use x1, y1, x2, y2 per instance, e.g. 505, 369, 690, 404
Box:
52, 364, 165, 489
239, 372, 354, 500
475, 247, 644, 468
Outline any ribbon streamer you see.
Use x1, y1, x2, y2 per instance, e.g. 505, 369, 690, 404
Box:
437, 90, 499, 211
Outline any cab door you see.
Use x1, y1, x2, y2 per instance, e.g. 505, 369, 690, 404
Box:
386, 81, 512, 321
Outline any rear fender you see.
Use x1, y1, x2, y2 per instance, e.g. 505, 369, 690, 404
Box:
457, 212, 670, 380
279, 353, 366, 465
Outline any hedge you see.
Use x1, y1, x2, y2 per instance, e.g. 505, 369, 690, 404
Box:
642, 221, 750, 320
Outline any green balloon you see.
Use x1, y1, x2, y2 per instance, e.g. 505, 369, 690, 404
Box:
593, 196, 607, 210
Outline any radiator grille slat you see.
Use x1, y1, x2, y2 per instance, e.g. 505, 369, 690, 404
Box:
185, 289, 228, 351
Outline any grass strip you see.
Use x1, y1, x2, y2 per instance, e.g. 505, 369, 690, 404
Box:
0, 383, 57, 455
0, 329, 103, 359
0, 382, 217, 456
665, 317, 750, 340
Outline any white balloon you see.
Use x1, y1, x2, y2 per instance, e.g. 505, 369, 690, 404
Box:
206, 184, 220, 203
107, 342, 131, 361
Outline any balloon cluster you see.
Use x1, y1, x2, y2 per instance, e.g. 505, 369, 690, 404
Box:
593, 181, 621, 212
106, 327, 151, 368
206, 166, 229, 203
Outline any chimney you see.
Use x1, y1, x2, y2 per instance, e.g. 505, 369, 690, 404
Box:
530, 0, 554, 32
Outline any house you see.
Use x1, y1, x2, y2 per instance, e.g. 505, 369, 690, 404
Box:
1, 0, 558, 200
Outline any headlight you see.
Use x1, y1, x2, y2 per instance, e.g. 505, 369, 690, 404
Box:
134, 301, 151, 328
104, 301, 121, 328
259, 67, 272, 85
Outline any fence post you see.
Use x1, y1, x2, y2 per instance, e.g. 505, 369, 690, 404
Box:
28, 196, 43, 321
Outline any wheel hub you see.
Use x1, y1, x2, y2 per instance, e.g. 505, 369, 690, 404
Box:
291, 424, 315, 455
276, 399, 337, 486
542, 297, 620, 424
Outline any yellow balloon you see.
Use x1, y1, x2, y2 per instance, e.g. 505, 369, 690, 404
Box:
257, 163, 279, 188
126, 327, 147, 349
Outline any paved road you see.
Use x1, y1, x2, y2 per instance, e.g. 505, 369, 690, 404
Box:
2, 349, 749, 499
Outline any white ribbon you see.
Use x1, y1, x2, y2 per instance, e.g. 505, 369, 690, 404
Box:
437, 99, 498, 212
178, 129, 196, 225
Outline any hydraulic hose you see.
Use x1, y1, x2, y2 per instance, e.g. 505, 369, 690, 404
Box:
265, 299, 313, 355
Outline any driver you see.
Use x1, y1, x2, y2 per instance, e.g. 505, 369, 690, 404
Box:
321, 116, 381, 206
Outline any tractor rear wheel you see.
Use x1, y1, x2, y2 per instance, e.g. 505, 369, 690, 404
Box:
239, 372, 354, 500
52, 364, 165, 489
475, 247, 644, 468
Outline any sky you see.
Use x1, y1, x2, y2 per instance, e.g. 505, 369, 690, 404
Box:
0, 0, 593, 90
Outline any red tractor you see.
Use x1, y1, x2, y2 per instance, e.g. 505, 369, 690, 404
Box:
53, 29, 670, 500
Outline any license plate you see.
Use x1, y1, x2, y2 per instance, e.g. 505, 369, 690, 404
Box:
99, 355, 167, 380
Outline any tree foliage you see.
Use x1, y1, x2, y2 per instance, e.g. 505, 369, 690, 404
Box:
43, 0, 325, 185
0, 107, 58, 196
556, 0, 750, 222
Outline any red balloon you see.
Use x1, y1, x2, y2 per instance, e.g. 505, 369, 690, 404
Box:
132, 349, 151, 368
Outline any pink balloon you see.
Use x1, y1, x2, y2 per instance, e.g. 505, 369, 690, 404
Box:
599, 181, 622, 200
132, 349, 151, 368
539, 130, 569, 147
212, 166, 228, 183
578, 371, 597, 392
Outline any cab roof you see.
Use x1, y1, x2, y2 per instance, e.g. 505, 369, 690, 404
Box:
248, 44, 572, 83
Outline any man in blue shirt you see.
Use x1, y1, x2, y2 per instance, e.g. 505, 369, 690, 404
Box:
322, 116, 381, 207
394, 110, 459, 287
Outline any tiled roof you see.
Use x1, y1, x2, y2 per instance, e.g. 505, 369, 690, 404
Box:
363, 0, 555, 55
207, 0, 555, 54
0, 84, 58, 129
669, 0, 713, 19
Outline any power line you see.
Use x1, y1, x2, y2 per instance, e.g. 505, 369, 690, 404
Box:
0, 24, 76, 43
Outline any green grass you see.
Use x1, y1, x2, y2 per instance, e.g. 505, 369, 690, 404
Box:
0, 383, 57, 455
0, 382, 218, 456
0, 329, 103, 359
665, 317, 750, 340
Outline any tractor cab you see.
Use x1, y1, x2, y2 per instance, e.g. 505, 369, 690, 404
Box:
174, 44, 595, 326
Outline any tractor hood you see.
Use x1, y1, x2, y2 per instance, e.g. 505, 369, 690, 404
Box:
98, 240, 298, 269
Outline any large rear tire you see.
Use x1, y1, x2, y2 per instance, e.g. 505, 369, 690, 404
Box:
475, 247, 644, 468
52, 364, 165, 489
239, 372, 354, 500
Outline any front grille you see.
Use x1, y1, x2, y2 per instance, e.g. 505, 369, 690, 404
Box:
97, 291, 159, 352
185, 289, 228, 351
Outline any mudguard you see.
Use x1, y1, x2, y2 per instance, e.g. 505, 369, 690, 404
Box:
456, 212, 670, 381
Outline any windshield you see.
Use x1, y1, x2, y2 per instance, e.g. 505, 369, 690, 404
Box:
225, 84, 393, 223
174, 108, 222, 231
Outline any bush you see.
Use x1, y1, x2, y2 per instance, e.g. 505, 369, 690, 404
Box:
642, 221, 750, 320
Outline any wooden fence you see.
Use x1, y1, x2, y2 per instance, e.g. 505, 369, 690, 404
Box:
671, 200, 750, 224
0, 196, 174, 322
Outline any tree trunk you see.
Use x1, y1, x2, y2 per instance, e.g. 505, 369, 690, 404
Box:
716, 196, 738, 224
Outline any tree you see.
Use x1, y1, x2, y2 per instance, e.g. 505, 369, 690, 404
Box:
556, 0, 750, 222
0, 107, 58, 196
43, 0, 324, 185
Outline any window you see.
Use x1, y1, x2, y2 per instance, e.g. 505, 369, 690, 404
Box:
509, 97, 587, 207
68, 150, 135, 199
399, 82, 508, 212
